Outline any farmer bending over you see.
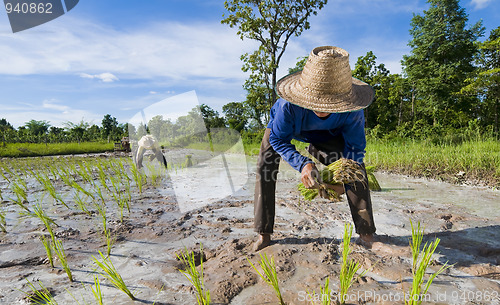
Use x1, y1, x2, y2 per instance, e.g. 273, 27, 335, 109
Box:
135, 134, 168, 169
254, 46, 377, 251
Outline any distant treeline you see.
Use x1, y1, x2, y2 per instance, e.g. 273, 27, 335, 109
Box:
0, 115, 127, 144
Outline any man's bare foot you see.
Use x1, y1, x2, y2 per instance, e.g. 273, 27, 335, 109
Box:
253, 234, 271, 252
358, 234, 407, 255
358, 233, 375, 248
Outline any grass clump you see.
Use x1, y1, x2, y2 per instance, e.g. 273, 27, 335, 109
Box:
307, 277, 333, 305
0, 208, 6, 233
248, 252, 286, 305
40, 235, 54, 268
339, 223, 367, 304
53, 239, 73, 282
22, 279, 58, 305
177, 246, 210, 305
92, 250, 136, 300
406, 220, 451, 305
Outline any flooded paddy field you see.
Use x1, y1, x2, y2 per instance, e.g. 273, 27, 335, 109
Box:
0, 150, 499, 304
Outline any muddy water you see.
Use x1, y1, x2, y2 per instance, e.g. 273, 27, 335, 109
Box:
0, 153, 499, 304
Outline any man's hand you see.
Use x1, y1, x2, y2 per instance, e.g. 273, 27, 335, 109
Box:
301, 163, 321, 189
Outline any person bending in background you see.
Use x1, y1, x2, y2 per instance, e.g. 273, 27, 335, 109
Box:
135, 134, 168, 169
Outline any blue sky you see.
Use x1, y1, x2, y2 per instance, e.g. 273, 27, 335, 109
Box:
0, 0, 498, 128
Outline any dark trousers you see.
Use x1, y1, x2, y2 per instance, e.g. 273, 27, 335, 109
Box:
254, 128, 376, 235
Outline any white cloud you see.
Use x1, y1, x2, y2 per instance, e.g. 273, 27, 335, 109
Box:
469, 0, 493, 9
0, 17, 255, 82
80, 72, 119, 82
1, 101, 102, 128
42, 99, 70, 112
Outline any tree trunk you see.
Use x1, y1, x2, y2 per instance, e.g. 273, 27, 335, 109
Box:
411, 89, 415, 121
495, 98, 499, 137
398, 96, 404, 126
271, 69, 277, 106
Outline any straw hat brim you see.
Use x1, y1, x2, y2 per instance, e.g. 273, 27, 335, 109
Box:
276, 71, 375, 113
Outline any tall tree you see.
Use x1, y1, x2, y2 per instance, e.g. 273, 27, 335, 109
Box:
462, 26, 500, 136
0, 118, 14, 145
352, 52, 392, 130
402, 0, 484, 127
222, 0, 328, 112
101, 114, 119, 141
223, 101, 248, 132
64, 119, 90, 143
200, 104, 226, 132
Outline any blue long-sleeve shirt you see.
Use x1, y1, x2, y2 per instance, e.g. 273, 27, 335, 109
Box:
267, 98, 367, 172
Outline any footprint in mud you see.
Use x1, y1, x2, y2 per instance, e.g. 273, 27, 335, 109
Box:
440, 214, 453, 230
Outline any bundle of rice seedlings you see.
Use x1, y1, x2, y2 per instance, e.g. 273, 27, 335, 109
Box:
298, 158, 366, 202
365, 166, 381, 191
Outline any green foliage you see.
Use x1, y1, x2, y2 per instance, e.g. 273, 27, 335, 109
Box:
40, 235, 54, 268
222, 0, 328, 118
247, 252, 285, 305
0, 142, 113, 158
407, 220, 451, 305
307, 277, 332, 305
402, 0, 484, 127
288, 56, 308, 74
223, 101, 248, 132
92, 250, 136, 300
177, 246, 211, 305
339, 223, 368, 304
461, 26, 500, 136
365, 137, 500, 187
200, 104, 226, 132
53, 239, 73, 282
22, 279, 58, 305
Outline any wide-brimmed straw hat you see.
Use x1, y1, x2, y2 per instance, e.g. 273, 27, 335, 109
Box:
276, 46, 374, 113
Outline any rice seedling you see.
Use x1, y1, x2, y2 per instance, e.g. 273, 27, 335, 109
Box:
96, 162, 111, 194
40, 235, 54, 268
10, 178, 29, 210
247, 252, 285, 305
0, 163, 12, 183
128, 159, 146, 193
21, 279, 58, 305
92, 250, 136, 300
26, 202, 58, 242
177, 246, 211, 305
66, 274, 104, 305
39, 173, 69, 209
108, 174, 130, 222
103, 226, 115, 257
89, 274, 104, 305
53, 238, 73, 282
73, 190, 92, 216
146, 163, 164, 187
0, 207, 6, 233
93, 200, 114, 256
307, 277, 332, 305
365, 165, 381, 191
339, 223, 368, 304
406, 220, 451, 305
76, 160, 94, 185
298, 158, 366, 202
